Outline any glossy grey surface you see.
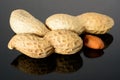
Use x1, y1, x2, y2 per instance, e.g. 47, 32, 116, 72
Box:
0, 0, 120, 80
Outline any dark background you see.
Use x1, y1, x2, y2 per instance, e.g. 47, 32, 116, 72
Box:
0, 0, 120, 80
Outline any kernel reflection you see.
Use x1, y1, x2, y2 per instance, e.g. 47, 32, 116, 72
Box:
83, 47, 104, 58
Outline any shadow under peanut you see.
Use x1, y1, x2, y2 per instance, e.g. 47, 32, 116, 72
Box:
97, 33, 113, 49
11, 53, 83, 75
11, 54, 56, 75
55, 53, 83, 74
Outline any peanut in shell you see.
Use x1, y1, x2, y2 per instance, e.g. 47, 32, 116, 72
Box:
77, 12, 114, 34
8, 34, 54, 58
44, 30, 83, 55
10, 9, 50, 36
46, 14, 84, 35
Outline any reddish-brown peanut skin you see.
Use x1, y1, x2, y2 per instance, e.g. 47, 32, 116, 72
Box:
84, 35, 105, 49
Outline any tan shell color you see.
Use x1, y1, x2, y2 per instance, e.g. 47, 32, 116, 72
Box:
77, 12, 114, 34
8, 34, 54, 58
45, 14, 84, 35
44, 30, 83, 55
10, 9, 50, 36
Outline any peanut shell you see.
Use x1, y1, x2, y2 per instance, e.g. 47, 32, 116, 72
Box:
8, 34, 54, 58
77, 12, 114, 34
44, 30, 83, 55
10, 9, 50, 36
46, 14, 84, 35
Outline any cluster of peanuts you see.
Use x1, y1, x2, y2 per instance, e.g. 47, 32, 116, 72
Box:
8, 9, 114, 58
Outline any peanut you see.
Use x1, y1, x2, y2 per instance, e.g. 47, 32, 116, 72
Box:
10, 9, 50, 36
77, 12, 114, 34
8, 34, 54, 58
46, 14, 84, 35
84, 34, 105, 49
44, 30, 83, 55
